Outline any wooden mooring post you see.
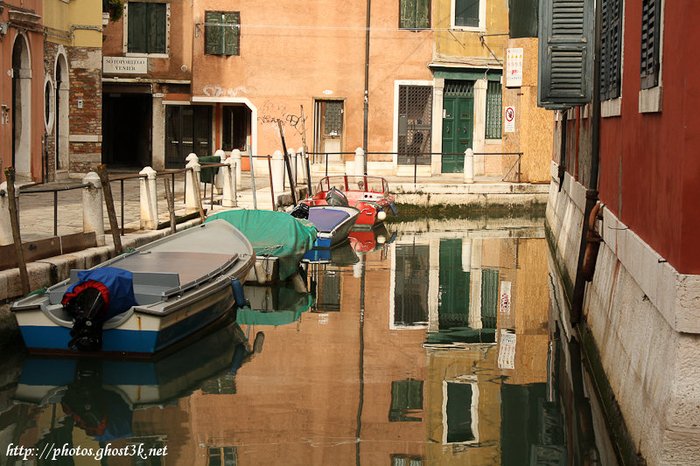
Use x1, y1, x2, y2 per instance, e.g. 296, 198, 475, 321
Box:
4, 167, 29, 294
97, 165, 123, 255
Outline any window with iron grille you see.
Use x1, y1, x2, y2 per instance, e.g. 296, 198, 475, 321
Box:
205, 11, 240, 56
397, 85, 432, 165
453, 0, 482, 28
640, 0, 661, 89
485, 81, 502, 139
208, 447, 236, 466
127, 2, 167, 54
389, 379, 423, 422
400, 0, 430, 29
600, 0, 623, 100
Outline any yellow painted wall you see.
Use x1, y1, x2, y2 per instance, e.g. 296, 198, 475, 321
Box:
433, 0, 509, 63
43, 0, 103, 47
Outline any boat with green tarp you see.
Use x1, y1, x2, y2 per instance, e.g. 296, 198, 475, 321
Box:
206, 210, 317, 284
236, 285, 313, 327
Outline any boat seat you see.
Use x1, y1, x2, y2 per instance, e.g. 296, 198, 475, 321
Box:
48, 270, 181, 306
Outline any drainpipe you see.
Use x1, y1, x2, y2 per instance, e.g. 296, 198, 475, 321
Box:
571, 0, 603, 322
362, 0, 371, 175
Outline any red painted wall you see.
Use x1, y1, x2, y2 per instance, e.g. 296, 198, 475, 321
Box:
598, 0, 700, 274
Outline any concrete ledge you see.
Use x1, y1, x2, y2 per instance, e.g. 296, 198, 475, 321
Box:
601, 206, 700, 334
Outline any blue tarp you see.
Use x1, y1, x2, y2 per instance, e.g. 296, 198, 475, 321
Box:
307, 208, 350, 233
64, 267, 138, 319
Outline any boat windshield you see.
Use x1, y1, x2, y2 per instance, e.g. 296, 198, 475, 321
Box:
317, 176, 387, 193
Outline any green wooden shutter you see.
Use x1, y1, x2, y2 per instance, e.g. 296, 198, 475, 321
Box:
205, 11, 223, 54
640, 0, 661, 89
455, 0, 480, 28
148, 3, 166, 54
127, 2, 147, 53
223, 12, 240, 55
400, 0, 416, 28
416, 0, 429, 28
538, 0, 594, 107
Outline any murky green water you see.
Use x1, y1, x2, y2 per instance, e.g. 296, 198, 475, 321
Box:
0, 216, 617, 465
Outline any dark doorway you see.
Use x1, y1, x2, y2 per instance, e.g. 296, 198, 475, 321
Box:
102, 93, 152, 168
165, 105, 212, 169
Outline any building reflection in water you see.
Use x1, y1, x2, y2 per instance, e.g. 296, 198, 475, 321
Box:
1, 216, 612, 465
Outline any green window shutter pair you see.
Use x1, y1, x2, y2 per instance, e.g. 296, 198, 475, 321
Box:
538, 0, 594, 108
389, 379, 423, 422
205, 11, 240, 56
485, 81, 502, 139
454, 0, 480, 28
400, 0, 430, 29
127, 2, 166, 54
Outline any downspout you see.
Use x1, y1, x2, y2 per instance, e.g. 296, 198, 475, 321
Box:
571, 0, 603, 322
558, 111, 567, 192
362, 0, 371, 175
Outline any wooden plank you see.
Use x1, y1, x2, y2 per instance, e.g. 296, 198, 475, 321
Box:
4, 167, 29, 293
60, 232, 97, 254
0, 232, 98, 271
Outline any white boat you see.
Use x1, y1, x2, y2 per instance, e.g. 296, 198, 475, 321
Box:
11, 220, 255, 356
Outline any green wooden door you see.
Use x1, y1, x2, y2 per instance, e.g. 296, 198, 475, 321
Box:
438, 239, 470, 329
442, 82, 474, 173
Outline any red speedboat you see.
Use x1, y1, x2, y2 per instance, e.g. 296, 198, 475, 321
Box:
300, 175, 397, 228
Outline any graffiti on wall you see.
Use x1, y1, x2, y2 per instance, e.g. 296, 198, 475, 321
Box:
202, 85, 251, 98
258, 101, 308, 140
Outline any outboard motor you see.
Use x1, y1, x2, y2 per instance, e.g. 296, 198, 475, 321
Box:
62, 267, 138, 352
290, 203, 310, 219
325, 187, 348, 206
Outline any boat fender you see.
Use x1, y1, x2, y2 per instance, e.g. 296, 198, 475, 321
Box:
230, 279, 249, 309
377, 210, 387, 221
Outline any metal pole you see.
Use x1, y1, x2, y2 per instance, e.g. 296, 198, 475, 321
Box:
267, 155, 276, 211
278, 120, 297, 205
120, 179, 125, 235
53, 191, 58, 237
249, 153, 258, 209
362, 0, 372, 175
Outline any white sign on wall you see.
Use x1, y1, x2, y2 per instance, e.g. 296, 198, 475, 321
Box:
103, 56, 148, 75
498, 330, 517, 370
499, 281, 512, 315
504, 106, 516, 133
506, 48, 524, 87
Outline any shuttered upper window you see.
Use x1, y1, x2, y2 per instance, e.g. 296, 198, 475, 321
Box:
600, 0, 623, 100
453, 0, 482, 28
640, 0, 661, 89
205, 11, 240, 56
537, 0, 594, 107
127, 2, 167, 54
400, 0, 430, 29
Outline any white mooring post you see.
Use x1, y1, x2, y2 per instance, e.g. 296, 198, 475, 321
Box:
0, 182, 17, 246
354, 147, 365, 176
271, 150, 285, 197
297, 146, 307, 184
185, 156, 202, 213
222, 157, 237, 208
139, 166, 158, 230
214, 149, 226, 194
231, 149, 243, 186
464, 148, 475, 183
82, 172, 105, 246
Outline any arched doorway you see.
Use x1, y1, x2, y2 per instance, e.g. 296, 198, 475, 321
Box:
55, 53, 69, 173
12, 34, 31, 178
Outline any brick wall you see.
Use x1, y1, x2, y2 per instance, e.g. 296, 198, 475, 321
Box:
68, 47, 102, 174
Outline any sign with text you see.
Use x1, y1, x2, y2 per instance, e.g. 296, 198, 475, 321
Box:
103, 56, 148, 75
506, 48, 524, 87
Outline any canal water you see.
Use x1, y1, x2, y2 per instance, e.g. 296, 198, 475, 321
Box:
0, 215, 619, 465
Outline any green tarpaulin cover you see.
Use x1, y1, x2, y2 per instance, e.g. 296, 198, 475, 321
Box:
206, 209, 317, 281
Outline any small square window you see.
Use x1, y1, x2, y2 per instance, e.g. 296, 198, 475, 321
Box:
400, 0, 430, 30
205, 11, 240, 56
